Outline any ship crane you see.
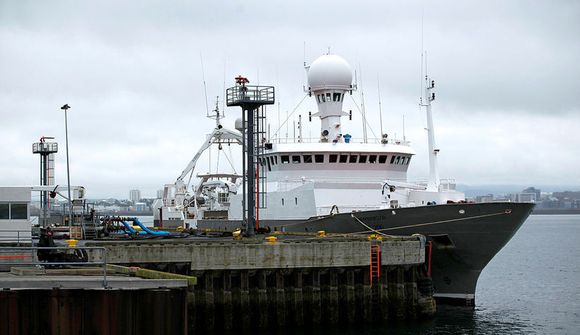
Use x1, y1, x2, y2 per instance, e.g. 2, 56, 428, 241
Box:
158, 100, 244, 228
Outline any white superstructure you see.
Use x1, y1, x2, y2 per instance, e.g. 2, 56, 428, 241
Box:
227, 54, 463, 221
157, 54, 465, 227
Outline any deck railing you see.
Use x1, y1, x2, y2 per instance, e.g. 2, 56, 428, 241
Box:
0, 246, 109, 287
270, 137, 411, 146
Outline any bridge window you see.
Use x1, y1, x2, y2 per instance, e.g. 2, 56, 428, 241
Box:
315, 154, 324, 163
339, 154, 348, 163
275, 156, 278, 164
379, 155, 388, 164
333, 93, 341, 102
395, 156, 401, 164
0, 204, 8, 220
320, 95, 326, 102
326, 93, 331, 101
292, 155, 301, 164
329, 154, 338, 163
349, 155, 358, 163
359, 155, 367, 163
369, 155, 377, 163
267, 158, 271, 171
303, 155, 312, 163
281, 155, 290, 164
316, 95, 321, 103
390, 156, 396, 164
406, 157, 411, 165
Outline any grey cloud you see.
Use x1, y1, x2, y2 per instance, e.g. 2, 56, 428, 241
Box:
1, 0, 578, 197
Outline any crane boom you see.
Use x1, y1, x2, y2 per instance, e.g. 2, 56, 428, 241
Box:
175, 126, 243, 184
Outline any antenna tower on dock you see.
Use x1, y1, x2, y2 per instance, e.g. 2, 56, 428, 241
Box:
32, 137, 58, 227
226, 76, 274, 236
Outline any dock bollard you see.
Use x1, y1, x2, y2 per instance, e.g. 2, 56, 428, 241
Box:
65, 239, 78, 247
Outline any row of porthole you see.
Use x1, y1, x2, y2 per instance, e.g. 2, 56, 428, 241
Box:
258, 153, 411, 170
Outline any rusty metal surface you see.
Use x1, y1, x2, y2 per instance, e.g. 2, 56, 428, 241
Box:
0, 289, 186, 335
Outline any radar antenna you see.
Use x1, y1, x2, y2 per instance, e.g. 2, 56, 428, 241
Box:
207, 96, 225, 128
200, 53, 210, 117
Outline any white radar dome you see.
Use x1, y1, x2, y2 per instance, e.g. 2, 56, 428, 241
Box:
235, 118, 243, 132
307, 54, 353, 91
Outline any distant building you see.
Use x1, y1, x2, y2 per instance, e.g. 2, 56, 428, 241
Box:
134, 202, 148, 212
475, 194, 495, 203
510, 192, 536, 203
156, 189, 164, 199
522, 187, 541, 201
129, 189, 141, 204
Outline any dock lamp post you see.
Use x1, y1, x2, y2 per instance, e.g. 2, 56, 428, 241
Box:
60, 104, 73, 234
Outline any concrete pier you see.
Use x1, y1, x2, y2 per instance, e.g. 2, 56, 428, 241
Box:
85, 234, 436, 331
0, 234, 436, 333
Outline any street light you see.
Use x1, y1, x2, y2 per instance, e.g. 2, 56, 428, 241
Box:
60, 104, 73, 235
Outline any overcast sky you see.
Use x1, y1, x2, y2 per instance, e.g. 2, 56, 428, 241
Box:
1, 0, 579, 199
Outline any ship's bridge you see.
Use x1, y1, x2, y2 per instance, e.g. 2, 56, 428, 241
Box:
260, 141, 415, 184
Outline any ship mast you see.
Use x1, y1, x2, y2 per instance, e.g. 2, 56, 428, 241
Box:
421, 69, 440, 192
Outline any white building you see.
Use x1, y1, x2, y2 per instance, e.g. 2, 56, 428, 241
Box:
134, 202, 148, 212
0, 187, 32, 244
511, 192, 536, 203
129, 189, 141, 204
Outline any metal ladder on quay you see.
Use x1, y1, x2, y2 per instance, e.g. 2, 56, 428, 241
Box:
81, 220, 98, 240
369, 239, 381, 286
369, 239, 382, 307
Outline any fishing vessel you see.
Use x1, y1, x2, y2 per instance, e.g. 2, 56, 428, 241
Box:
153, 54, 534, 306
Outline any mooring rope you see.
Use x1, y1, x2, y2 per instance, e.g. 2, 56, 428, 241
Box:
350, 214, 389, 236
349, 210, 509, 235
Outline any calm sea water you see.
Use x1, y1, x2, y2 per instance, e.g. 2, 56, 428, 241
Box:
140, 214, 580, 334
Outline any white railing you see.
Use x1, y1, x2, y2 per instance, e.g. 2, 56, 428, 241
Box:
0, 229, 32, 245
269, 137, 411, 146
316, 205, 382, 216
439, 178, 457, 191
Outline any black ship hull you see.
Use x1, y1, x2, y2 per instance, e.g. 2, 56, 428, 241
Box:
194, 202, 534, 306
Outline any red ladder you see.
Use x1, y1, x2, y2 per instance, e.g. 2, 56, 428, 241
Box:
369, 243, 381, 287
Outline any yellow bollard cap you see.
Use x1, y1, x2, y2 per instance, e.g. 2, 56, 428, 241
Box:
66, 239, 78, 248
